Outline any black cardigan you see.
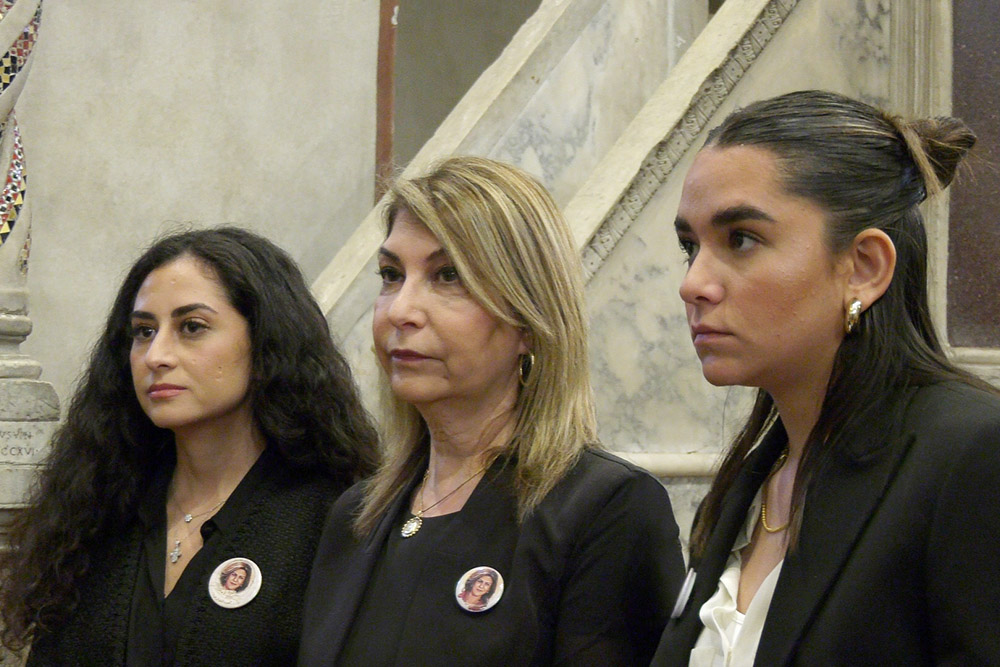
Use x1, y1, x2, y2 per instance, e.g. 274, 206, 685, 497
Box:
300, 449, 686, 666
27, 455, 344, 666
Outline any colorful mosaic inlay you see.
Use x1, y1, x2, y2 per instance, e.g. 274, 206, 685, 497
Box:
0, 1, 41, 95
0, 112, 25, 245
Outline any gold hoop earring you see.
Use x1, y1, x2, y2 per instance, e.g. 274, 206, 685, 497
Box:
844, 298, 863, 334
518, 352, 535, 387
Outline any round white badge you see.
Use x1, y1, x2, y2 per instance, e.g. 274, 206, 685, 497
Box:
208, 557, 262, 608
455, 566, 503, 613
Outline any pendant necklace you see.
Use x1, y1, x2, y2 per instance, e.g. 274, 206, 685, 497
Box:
401, 463, 489, 538
168, 497, 227, 564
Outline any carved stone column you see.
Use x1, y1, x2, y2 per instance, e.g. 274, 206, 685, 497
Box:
0, 0, 59, 543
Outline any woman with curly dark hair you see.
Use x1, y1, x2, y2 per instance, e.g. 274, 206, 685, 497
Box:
0, 227, 378, 665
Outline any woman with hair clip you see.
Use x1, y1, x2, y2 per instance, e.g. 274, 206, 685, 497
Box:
653, 90, 1000, 666
301, 156, 685, 666
0, 227, 379, 665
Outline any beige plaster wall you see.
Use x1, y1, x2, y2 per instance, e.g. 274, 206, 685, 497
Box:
17, 0, 379, 404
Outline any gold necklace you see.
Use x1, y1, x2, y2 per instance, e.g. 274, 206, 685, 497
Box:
759, 449, 790, 533
401, 463, 489, 538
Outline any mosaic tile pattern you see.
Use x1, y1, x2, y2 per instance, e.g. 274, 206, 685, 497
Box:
0, 1, 41, 96
0, 113, 25, 245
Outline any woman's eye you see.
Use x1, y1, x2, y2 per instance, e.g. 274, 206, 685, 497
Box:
180, 320, 207, 335
377, 266, 402, 283
437, 266, 461, 284
730, 231, 759, 251
677, 238, 698, 263
130, 324, 155, 341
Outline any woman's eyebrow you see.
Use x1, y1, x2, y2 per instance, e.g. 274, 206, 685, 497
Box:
674, 205, 776, 234
171, 303, 217, 317
377, 247, 449, 263
711, 204, 776, 226
377, 247, 400, 262
128, 303, 218, 320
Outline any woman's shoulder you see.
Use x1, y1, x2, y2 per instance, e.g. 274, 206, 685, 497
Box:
898, 381, 1000, 473
546, 448, 672, 514
572, 448, 664, 482
906, 381, 1000, 437
265, 452, 354, 497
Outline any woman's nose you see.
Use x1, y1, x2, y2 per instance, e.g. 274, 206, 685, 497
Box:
678, 250, 724, 305
144, 331, 177, 368
386, 279, 428, 328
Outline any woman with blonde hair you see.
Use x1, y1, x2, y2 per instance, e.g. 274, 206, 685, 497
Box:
301, 156, 684, 665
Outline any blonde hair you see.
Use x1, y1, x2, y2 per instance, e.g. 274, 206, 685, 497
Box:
354, 156, 598, 536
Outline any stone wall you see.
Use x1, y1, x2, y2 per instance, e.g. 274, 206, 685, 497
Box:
18, 0, 380, 404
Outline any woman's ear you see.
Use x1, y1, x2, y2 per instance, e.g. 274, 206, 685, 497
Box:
518, 328, 531, 356
844, 228, 896, 308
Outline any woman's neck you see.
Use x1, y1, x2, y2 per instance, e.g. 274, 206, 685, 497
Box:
418, 383, 519, 473
170, 412, 266, 507
769, 360, 834, 460
410, 401, 517, 516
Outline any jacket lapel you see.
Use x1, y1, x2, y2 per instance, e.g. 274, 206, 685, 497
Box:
755, 410, 918, 665
655, 424, 787, 664
319, 472, 423, 660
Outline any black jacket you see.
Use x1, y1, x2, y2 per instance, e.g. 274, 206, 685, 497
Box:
27, 456, 344, 666
300, 450, 686, 666
653, 382, 1000, 665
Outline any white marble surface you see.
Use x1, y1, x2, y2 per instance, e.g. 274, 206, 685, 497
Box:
19, 0, 379, 403
492, 0, 705, 205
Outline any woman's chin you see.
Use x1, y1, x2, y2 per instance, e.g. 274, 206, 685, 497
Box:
388, 380, 445, 408
698, 361, 746, 388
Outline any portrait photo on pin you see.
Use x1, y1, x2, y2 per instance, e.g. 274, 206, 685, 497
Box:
208, 557, 262, 609
455, 566, 503, 613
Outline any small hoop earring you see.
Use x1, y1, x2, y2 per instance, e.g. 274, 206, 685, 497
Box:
844, 298, 863, 334
518, 352, 535, 387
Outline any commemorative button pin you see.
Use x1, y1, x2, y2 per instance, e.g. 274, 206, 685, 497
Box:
209, 557, 262, 609
455, 566, 503, 613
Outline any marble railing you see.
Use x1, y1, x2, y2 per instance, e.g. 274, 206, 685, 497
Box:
610, 451, 718, 478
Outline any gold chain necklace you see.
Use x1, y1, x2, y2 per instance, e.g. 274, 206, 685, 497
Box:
401, 463, 488, 538
759, 449, 790, 533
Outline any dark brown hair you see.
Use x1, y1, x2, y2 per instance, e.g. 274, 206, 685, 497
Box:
689, 90, 992, 557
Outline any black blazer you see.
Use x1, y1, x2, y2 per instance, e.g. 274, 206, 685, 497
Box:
653, 382, 1000, 665
300, 450, 685, 666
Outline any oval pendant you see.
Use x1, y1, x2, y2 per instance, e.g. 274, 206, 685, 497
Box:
401, 515, 422, 538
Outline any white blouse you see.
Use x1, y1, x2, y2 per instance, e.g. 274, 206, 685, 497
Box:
689, 491, 783, 667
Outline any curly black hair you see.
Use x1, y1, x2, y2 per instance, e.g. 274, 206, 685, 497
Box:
0, 227, 378, 649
